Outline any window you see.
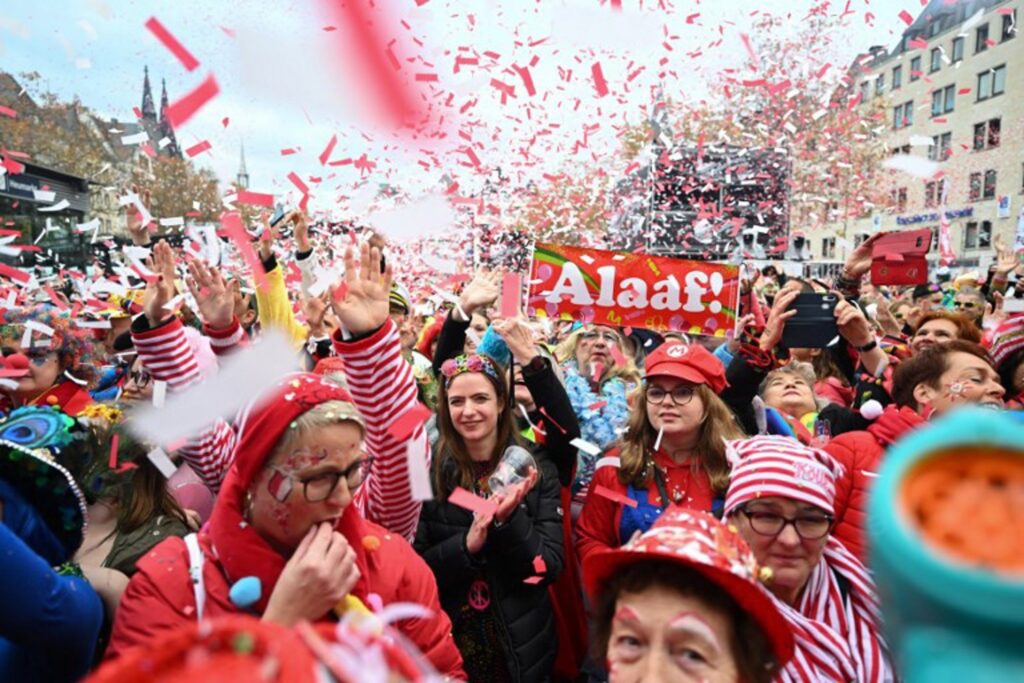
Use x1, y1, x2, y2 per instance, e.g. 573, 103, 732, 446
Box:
897, 187, 908, 213
859, 81, 869, 102
964, 220, 993, 250
973, 118, 1001, 150
984, 170, 997, 199
931, 85, 955, 116
952, 36, 964, 62
977, 65, 1007, 100
910, 56, 922, 80
1002, 10, 1016, 41
892, 65, 902, 89
876, 74, 885, 95
924, 181, 938, 208
893, 101, 914, 129
976, 23, 989, 52
928, 132, 952, 161
821, 237, 836, 259
930, 47, 942, 72
928, 18, 942, 37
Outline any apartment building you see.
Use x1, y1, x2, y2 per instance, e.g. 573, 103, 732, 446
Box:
810, 0, 1021, 271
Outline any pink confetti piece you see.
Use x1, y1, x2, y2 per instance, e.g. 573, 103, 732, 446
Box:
591, 62, 609, 97
532, 555, 547, 574
287, 171, 309, 195
898, 10, 914, 25
523, 576, 544, 585
449, 486, 498, 516
184, 140, 211, 157
144, 17, 200, 72
219, 211, 266, 289
164, 74, 219, 129
593, 484, 638, 508
0, 105, 15, 118
319, 134, 338, 166
235, 190, 275, 207
386, 402, 432, 441
107, 433, 120, 469
0, 263, 30, 284
500, 272, 522, 318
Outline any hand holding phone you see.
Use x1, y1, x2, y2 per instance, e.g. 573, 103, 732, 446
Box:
781, 292, 840, 348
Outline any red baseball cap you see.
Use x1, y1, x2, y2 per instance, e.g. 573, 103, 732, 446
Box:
582, 507, 794, 668
643, 342, 728, 393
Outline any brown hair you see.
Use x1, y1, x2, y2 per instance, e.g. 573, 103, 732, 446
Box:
434, 359, 521, 496
593, 560, 780, 683
912, 311, 982, 344
118, 456, 189, 534
892, 340, 995, 410
618, 383, 744, 496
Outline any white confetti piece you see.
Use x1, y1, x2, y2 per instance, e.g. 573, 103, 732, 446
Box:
159, 216, 184, 227
570, 438, 602, 457
129, 331, 297, 447
38, 199, 70, 212
74, 319, 112, 329
24, 320, 55, 336
33, 190, 56, 202
882, 154, 940, 180
76, 218, 101, 233
152, 380, 167, 408
120, 131, 149, 146
405, 431, 433, 502
146, 447, 178, 478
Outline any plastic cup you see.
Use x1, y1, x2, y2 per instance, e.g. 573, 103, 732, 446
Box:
488, 445, 537, 496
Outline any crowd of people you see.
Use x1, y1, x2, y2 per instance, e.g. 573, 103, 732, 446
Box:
2, 202, 1022, 682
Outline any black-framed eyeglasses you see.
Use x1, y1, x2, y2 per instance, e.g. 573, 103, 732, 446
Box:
268, 457, 374, 503
954, 301, 979, 309
738, 507, 834, 540
645, 385, 695, 406
581, 330, 619, 344
129, 368, 152, 387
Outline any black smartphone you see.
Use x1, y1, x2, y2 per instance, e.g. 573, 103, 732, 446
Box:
781, 293, 839, 348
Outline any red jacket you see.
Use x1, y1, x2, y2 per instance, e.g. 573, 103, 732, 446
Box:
825, 405, 926, 562
106, 511, 464, 678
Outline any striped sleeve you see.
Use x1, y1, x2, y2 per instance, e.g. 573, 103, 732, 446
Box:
203, 316, 246, 356
334, 318, 425, 542
131, 317, 235, 493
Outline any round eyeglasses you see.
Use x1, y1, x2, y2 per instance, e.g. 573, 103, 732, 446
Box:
267, 457, 374, 503
645, 385, 696, 406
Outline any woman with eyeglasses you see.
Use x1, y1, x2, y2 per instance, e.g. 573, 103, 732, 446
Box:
724, 436, 893, 682
556, 324, 641, 511
106, 243, 464, 679
415, 342, 566, 681
576, 341, 744, 567
0, 305, 99, 416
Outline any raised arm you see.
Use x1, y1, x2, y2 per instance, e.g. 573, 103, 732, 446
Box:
330, 242, 427, 541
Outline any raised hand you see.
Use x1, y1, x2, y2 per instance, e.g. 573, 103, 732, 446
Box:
843, 233, 883, 279
257, 210, 276, 261
993, 235, 1017, 277
124, 184, 152, 246
330, 241, 392, 336
759, 288, 799, 352
290, 210, 311, 253
142, 240, 178, 325
458, 268, 502, 317
492, 317, 538, 365
835, 298, 873, 348
186, 259, 234, 329
302, 292, 330, 337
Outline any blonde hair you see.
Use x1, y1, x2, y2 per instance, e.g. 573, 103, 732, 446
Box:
271, 400, 364, 460
555, 325, 642, 386
618, 384, 744, 496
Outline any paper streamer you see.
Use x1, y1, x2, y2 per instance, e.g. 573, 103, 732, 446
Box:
129, 331, 296, 446
405, 431, 433, 502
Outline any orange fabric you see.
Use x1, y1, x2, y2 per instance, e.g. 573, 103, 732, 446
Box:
902, 449, 1024, 574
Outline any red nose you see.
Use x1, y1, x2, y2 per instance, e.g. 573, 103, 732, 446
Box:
4, 353, 29, 370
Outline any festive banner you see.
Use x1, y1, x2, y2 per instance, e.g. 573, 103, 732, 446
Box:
527, 242, 740, 337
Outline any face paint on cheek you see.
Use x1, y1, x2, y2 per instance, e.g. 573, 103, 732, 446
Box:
270, 500, 291, 536
945, 381, 965, 402
267, 471, 294, 502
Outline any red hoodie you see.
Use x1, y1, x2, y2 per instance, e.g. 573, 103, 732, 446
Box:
825, 405, 926, 562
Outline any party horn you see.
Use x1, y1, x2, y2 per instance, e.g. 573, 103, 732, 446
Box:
868, 408, 1024, 683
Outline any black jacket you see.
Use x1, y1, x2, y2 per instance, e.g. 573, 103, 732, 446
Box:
414, 446, 565, 682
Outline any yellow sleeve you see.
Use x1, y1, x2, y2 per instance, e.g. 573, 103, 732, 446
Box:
254, 264, 308, 349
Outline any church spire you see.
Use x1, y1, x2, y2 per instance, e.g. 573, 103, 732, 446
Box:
141, 66, 156, 120
158, 78, 180, 157
236, 141, 249, 189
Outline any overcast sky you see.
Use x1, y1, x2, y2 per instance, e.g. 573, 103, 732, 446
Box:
0, 0, 921, 219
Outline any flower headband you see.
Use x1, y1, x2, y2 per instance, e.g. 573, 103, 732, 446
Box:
440, 354, 501, 389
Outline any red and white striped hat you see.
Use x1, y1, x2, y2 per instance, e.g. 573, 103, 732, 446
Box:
989, 315, 1024, 369
724, 436, 844, 516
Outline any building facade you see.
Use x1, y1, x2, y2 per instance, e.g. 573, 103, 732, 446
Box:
809, 0, 1022, 272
